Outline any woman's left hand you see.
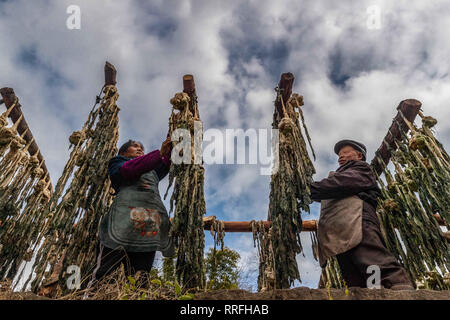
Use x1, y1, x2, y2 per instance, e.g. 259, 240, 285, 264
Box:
160, 136, 172, 157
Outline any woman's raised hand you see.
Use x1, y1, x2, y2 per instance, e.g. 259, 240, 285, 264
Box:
160, 136, 172, 157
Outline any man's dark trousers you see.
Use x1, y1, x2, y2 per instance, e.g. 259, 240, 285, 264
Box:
335, 214, 412, 288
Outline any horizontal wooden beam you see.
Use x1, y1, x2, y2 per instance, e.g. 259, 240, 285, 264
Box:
203, 218, 318, 233
169, 217, 318, 233
197, 215, 448, 241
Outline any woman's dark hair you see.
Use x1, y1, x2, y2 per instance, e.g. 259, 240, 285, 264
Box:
118, 140, 144, 155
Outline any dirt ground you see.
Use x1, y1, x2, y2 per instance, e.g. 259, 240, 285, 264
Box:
1, 286, 449, 300
193, 286, 450, 300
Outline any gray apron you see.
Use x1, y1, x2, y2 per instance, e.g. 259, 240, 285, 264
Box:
99, 170, 174, 256
317, 173, 363, 267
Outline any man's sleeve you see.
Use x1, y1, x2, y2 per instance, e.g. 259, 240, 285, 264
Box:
310, 162, 377, 201
119, 150, 165, 181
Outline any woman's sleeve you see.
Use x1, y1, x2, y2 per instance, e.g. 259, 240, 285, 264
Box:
119, 150, 165, 181
155, 155, 171, 180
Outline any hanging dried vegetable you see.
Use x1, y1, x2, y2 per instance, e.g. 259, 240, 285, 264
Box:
208, 216, 225, 258
0, 94, 52, 284
375, 111, 450, 289
251, 220, 275, 292
22, 83, 120, 294
164, 91, 206, 290
268, 89, 315, 289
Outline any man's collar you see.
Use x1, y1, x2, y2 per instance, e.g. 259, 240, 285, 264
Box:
337, 160, 365, 172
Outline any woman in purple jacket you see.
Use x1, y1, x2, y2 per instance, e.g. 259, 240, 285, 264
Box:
89, 136, 173, 284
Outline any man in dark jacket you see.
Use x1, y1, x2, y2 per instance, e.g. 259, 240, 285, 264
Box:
310, 139, 413, 290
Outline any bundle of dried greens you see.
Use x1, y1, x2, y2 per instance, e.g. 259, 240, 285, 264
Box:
251, 220, 275, 292
0, 94, 52, 283
268, 88, 315, 289
208, 216, 225, 258
23, 81, 120, 294
164, 91, 206, 290
375, 111, 450, 289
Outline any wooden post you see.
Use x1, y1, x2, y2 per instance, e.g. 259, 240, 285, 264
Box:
273, 72, 294, 126
0, 88, 52, 189
370, 99, 422, 175
104, 61, 117, 86
182, 74, 197, 115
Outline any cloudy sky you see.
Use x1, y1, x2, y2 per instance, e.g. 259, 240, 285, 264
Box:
1, 0, 449, 290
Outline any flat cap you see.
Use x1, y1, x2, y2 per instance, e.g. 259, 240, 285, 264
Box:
334, 139, 367, 161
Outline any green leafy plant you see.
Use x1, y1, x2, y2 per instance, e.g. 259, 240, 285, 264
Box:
204, 247, 240, 290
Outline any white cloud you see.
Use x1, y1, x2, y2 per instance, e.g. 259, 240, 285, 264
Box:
1, 0, 449, 290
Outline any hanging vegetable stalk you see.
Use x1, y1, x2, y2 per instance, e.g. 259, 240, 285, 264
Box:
0, 173, 51, 284
0, 97, 21, 157
0, 91, 52, 283
23, 62, 120, 294
0, 115, 29, 220
375, 111, 450, 290
208, 216, 225, 260
268, 73, 316, 289
165, 76, 206, 290
409, 111, 450, 226
251, 220, 275, 292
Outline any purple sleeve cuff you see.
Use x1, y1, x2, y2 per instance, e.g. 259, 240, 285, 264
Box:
119, 149, 164, 181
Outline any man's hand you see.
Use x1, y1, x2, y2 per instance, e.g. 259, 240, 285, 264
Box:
160, 136, 172, 157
